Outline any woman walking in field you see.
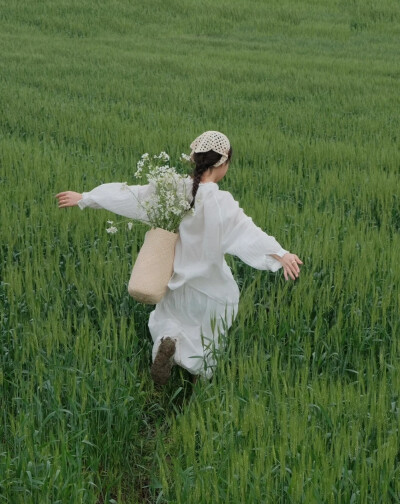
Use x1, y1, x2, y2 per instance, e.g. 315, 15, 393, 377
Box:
56, 131, 302, 385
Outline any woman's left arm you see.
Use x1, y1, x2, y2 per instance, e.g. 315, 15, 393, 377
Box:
221, 192, 302, 278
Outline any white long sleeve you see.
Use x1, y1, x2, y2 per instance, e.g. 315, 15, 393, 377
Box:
220, 191, 288, 272
78, 181, 288, 304
78, 182, 153, 223
169, 183, 288, 304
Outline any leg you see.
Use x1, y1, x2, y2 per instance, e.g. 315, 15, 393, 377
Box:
148, 286, 238, 381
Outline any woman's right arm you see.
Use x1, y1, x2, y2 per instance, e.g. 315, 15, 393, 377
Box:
55, 182, 153, 222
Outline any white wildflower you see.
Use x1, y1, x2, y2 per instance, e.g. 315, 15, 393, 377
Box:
107, 220, 114, 224
154, 151, 170, 162
106, 226, 118, 234
135, 162, 144, 178
127, 222, 133, 231
128, 151, 191, 232
181, 153, 191, 162
180, 200, 191, 210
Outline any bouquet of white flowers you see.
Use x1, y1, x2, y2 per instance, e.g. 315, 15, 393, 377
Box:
132, 151, 192, 232
128, 152, 192, 304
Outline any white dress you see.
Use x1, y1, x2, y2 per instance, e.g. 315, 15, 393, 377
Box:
78, 181, 288, 378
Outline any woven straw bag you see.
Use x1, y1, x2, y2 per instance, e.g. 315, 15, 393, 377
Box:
128, 228, 179, 304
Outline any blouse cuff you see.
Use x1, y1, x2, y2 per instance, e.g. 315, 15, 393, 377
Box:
77, 192, 101, 210
275, 247, 288, 258
264, 248, 289, 272
77, 194, 87, 209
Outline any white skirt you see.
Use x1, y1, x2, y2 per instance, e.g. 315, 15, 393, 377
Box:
148, 284, 238, 379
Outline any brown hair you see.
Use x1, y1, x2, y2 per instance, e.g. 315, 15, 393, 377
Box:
191, 148, 232, 208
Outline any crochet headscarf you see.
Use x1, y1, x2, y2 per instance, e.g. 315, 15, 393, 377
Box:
190, 131, 231, 167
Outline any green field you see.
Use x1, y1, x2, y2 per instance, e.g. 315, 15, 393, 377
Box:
1, 0, 400, 502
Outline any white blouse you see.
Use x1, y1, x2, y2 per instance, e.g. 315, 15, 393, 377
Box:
78, 181, 288, 304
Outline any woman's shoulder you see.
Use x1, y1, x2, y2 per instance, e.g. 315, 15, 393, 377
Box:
215, 188, 238, 207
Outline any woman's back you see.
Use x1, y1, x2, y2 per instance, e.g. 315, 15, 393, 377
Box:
169, 182, 240, 304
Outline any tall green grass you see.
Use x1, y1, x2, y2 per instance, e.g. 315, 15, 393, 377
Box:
1, 0, 399, 502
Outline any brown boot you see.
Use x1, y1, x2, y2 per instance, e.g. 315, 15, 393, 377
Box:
151, 337, 176, 385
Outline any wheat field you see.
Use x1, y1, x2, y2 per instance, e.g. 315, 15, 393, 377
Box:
1, 0, 399, 502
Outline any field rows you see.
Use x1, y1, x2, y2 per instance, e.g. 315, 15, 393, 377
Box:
1, 0, 399, 502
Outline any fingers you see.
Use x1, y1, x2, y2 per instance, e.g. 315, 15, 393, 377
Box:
290, 261, 300, 276
284, 266, 296, 281
56, 193, 71, 208
286, 265, 297, 281
294, 255, 303, 265
55, 191, 81, 208
282, 255, 303, 281
55, 192, 67, 208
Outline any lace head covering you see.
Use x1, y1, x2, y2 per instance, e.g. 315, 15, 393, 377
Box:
190, 131, 231, 167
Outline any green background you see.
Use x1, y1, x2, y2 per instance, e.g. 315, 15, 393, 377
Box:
1, 1, 399, 502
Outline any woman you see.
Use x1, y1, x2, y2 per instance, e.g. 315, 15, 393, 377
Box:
56, 131, 302, 385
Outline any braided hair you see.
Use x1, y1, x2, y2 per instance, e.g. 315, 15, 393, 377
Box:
191, 148, 232, 208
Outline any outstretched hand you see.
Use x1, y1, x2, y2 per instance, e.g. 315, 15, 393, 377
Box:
273, 253, 303, 281
55, 191, 82, 208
